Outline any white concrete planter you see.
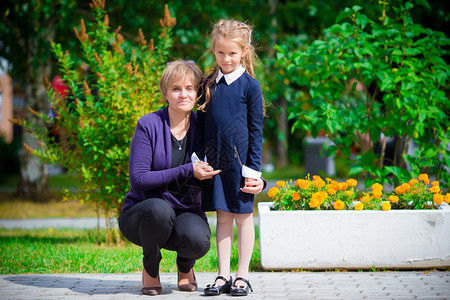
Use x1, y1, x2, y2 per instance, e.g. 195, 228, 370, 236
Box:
258, 201, 450, 270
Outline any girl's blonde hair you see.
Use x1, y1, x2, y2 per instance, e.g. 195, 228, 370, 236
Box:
160, 60, 203, 103
199, 19, 265, 112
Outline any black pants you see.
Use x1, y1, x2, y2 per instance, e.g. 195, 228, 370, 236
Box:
118, 198, 211, 278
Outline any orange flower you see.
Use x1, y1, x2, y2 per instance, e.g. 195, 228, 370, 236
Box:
327, 187, 337, 195
309, 198, 319, 208
433, 194, 443, 205
292, 191, 300, 201
388, 195, 399, 203
309, 191, 327, 208
354, 202, 363, 211
408, 179, 419, 187
345, 190, 353, 196
431, 181, 439, 187
330, 180, 340, 190
372, 190, 382, 199
430, 186, 440, 194
318, 191, 328, 203
267, 187, 279, 197
333, 200, 345, 210
382, 201, 391, 211
395, 186, 403, 195
401, 183, 410, 193
360, 195, 371, 203
346, 179, 357, 187
418, 173, 429, 184
313, 178, 325, 188
312, 175, 321, 180
371, 183, 383, 192
276, 180, 286, 187
296, 179, 310, 189
444, 193, 450, 204
339, 182, 348, 191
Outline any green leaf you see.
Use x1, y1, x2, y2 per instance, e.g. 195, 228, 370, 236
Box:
349, 165, 364, 176
384, 166, 410, 182
358, 14, 368, 29
352, 5, 363, 12
327, 145, 338, 157
341, 147, 351, 157
336, 10, 352, 23
416, 0, 431, 9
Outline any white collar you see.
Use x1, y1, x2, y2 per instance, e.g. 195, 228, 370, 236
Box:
216, 65, 246, 85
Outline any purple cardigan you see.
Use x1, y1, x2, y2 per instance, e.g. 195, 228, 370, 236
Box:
122, 107, 203, 216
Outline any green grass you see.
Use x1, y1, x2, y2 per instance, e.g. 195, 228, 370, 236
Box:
262, 165, 304, 180
0, 172, 81, 190
0, 226, 261, 274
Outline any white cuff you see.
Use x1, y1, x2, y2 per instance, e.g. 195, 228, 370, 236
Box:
242, 165, 262, 180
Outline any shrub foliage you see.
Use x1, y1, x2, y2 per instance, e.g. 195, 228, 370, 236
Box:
275, 0, 450, 188
14, 0, 175, 243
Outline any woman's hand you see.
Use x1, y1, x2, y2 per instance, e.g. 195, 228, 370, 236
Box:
240, 177, 264, 194
193, 162, 221, 180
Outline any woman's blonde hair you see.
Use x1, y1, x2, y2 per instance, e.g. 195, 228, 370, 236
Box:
160, 60, 203, 103
199, 19, 265, 113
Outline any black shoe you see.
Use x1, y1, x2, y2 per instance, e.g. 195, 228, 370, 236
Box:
230, 277, 253, 296
204, 275, 232, 296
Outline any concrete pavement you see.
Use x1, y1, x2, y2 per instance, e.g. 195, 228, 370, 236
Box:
1, 212, 449, 299
1, 271, 449, 299
0, 216, 258, 230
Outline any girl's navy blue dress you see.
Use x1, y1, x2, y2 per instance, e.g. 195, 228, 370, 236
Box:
195, 67, 264, 214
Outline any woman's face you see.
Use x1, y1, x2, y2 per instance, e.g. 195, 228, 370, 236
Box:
166, 77, 197, 114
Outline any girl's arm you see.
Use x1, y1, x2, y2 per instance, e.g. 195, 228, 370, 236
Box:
246, 80, 264, 171
128, 119, 194, 193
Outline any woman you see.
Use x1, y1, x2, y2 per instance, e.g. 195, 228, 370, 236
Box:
119, 61, 217, 296
119, 60, 264, 296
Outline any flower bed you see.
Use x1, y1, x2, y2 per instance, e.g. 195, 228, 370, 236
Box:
258, 201, 450, 270
259, 174, 450, 270
267, 174, 449, 211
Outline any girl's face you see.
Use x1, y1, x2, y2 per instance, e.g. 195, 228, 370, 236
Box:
213, 37, 248, 74
166, 77, 197, 115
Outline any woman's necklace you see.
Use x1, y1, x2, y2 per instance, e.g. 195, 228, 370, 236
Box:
169, 111, 190, 151
171, 119, 189, 151
171, 115, 189, 138
172, 131, 187, 151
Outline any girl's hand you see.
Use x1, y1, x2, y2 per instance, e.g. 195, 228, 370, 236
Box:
241, 177, 264, 194
193, 162, 221, 180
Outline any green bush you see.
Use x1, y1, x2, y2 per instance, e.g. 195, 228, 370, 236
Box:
14, 1, 175, 243
276, 0, 449, 188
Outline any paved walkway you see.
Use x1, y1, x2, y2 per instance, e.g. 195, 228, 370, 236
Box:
1, 271, 449, 299
0, 216, 259, 230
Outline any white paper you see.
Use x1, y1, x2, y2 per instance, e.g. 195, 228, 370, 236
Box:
242, 165, 262, 180
191, 152, 207, 163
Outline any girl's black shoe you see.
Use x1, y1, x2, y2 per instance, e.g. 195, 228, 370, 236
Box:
230, 277, 253, 296
204, 276, 232, 296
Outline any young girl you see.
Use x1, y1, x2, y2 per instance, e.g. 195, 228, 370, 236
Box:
194, 19, 265, 296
